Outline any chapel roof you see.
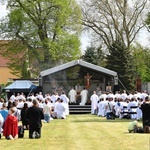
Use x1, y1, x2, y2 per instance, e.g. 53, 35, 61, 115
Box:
40, 60, 118, 77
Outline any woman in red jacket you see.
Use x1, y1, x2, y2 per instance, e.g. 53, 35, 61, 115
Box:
3, 107, 18, 140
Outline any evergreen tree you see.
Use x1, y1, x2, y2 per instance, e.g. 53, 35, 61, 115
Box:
83, 47, 95, 64
82, 46, 106, 67
106, 40, 136, 91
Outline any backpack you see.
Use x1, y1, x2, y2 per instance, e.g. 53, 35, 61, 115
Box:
18, 126, 24, 138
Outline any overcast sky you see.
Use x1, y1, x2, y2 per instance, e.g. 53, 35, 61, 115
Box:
0, 4, 8, 18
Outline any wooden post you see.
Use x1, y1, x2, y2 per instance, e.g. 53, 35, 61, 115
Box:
136, 78, 141, 92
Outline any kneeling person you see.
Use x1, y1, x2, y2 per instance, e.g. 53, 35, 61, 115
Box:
27, 99, 44, 139
128, 121, 139, 133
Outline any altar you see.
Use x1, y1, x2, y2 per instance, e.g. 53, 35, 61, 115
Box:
39, 60, 118, 97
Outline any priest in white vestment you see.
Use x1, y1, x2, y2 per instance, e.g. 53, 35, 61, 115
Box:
68, 88, 77, 103
90, 91, 99, 114
80, 87, 88, 106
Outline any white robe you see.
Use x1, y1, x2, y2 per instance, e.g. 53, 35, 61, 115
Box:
114, 102, 122, 117
101, 101, 107, 117
50, 95, 57, 104
80, 89, 88, 105
68, 89, 77, 103
99, 94, 107, 101
136, 107, 142, 120
59, 94, 69, 115
10, 95, 16, 102
56, 103, 66, 119
130, 101, 138, 119
90, 93, 99, 114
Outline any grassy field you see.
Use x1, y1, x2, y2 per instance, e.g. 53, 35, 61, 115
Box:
1, 114, 150, 150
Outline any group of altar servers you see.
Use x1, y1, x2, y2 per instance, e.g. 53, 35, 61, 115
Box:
90, 90, 149, 120
0, 89, 149, 123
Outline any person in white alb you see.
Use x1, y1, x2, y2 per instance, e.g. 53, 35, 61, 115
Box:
68, 88, 77, 103
59, 92, 69, 115
56, 99, 66, 119
90, 91, 99, 115
80, 87, 88, 106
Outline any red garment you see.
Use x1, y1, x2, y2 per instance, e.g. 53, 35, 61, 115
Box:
3, 115, 18, 138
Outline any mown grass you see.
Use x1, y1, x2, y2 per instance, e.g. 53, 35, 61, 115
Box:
1, 114, 150, 150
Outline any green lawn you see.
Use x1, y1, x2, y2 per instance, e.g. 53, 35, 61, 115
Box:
1, 114, 150, 150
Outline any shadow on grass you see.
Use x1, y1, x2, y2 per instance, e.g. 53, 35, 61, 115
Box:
72, 118, 139, 123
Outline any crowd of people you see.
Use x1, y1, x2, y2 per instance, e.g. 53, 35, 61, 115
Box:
90, 90, 147, 119
0, 88, 150, 140
0, 91, 70, 140
90, 90, 150, 133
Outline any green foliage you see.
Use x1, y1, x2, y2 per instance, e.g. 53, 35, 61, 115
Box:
106, 40, 136, 91
131, 43, 150, 82
0, 0, 82, 77
0, 82, 12, 100
82, 46, 106, 67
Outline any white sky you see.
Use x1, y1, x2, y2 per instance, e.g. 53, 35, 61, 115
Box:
0, 3, 8, 18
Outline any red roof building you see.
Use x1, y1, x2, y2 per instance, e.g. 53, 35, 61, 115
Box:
0, 41, 19, 84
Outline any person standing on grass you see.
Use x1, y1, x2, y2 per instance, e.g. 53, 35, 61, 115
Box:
80, 87, 88, 106
140, 96, 150, 133
90, 91, 99, 115
68, 87, 77, 104
26, 99, 44, 139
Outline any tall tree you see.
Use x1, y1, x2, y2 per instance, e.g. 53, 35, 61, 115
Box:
0, 0, 82, 77
131, 43, 150, 82
82, 0, 149, 49
106, 40, 136, 91
146, 12, 150, 32
82, 46, 106, 66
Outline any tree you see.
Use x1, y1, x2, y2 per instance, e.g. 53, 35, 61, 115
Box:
106, 40, 136, 91
82, 46, 106, 66
131, 43, 150, 82
82, 0, 149, 49
0, 0, 82, 77
146, 12, 150, 32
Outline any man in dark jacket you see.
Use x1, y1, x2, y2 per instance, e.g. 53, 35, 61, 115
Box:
140, 96, 150, 133
27, 99, 44, 138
